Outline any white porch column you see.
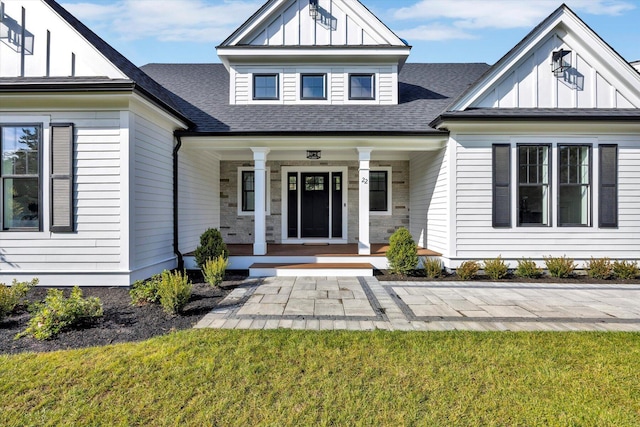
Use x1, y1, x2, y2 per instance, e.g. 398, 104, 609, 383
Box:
251, 148, 270, 255
357, 148, 372, 255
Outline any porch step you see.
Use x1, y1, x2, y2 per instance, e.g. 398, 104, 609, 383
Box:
249, 262, 374, 277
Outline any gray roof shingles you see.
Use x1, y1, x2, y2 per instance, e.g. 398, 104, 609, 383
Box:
140, 63, 491, 134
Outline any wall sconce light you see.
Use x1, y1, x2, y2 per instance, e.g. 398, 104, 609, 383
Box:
551, 49, 571, 76
309, 0, 319, 20
307, 150, 321, 160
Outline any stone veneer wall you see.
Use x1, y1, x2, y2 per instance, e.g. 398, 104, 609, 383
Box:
219, 160, 410, 244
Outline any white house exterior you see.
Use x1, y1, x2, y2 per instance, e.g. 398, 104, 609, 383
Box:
0, 0, 639, 285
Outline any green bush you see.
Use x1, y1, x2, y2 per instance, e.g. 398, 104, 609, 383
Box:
194, 228, 229, 270
586, 257, 612, 280
386, 227, 418, 275
544, 255, 576, 278
0, 278, 38, 321
17, 287, 103, 340
456, 261, 479, 280
483, 256, 508, 280
422, 257, 442, 279
130, 274, 161, 305
158, 270, 192, 315
514, 258, 543, 278
203, 255, 228, 287
612, 260, 639, 279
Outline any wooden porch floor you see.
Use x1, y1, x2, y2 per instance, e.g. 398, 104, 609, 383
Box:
186, 244, 441, 257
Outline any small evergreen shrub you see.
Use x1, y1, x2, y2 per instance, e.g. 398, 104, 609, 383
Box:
514, 258, 542, 278
586, 257, 612, 280
386, 227, 418, 275
422, 257, 442, 279
17, 287, 103, 340
483, 256, 508, 280
612, 260, 639, 279
130, 274, 161, 305
0, 278, 38, 321
456, 261, 479, 280
202, 255, 228, 287
194, 228, 229, 270
158, 270, 192, 315
544, 255, 576, 278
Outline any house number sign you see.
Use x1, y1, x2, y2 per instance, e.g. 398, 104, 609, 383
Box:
362, 177, 368, 184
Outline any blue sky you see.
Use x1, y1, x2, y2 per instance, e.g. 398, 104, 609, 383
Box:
60, 0, 640, 66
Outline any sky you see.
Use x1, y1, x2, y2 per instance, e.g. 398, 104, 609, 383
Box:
59, 0, 640, 66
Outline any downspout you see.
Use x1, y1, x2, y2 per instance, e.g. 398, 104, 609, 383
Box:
173, 134, 184, 270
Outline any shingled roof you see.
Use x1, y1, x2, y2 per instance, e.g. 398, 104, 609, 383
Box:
140, 63, 489, 134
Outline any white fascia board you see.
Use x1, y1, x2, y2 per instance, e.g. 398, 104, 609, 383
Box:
220, 0, 286, 47
337, 0, 405, 45
437, 120, 640, 135
217, 46, 411, 62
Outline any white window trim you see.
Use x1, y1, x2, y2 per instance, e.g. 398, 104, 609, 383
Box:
237, 166, 271, 216
369, 166, 392, 216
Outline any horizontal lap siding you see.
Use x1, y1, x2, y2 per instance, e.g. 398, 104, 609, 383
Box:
133, 114, 175, 270
0, 112, 122, 273
454, 135, 640, 264
178, 147, 220, 253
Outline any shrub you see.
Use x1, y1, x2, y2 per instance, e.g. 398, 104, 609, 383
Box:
544, 255, 576, 278
194, 228, 229, 270
386, 227, 419, 276
17, 287, 103, 340
612, 260, 639, 279
157, 270, 192, 315
130, 274, 161, 305
586, 257, 612, 280
514, 258, 542, 278
203, 255, 228, 287
456, 261, 479, 280
483, 256, 508, 280
422, 257, 442, 279
0, 278, 38, 321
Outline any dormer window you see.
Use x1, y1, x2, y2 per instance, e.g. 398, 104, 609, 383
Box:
301, 74, 326, 100
253, 74, 279, 100
349, 73, 375, 100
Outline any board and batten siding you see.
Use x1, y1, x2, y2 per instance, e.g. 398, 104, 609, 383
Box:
232, 65, 396, 105
410, 149, 448, 255
0, 111, 124, 286
451, 134, 640, 267
178, 146, 220, 253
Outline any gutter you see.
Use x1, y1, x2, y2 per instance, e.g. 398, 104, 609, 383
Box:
173, 134, 184, 271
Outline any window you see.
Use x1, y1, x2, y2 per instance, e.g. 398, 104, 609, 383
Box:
253, 74, 278, 100
238, 168, 270, 215
559, 145, 590, 226
1, 125, 41, 230
349, 74, 375, 100
518, 145, 550, 226
369, 170, 388, 212
301, 74, 326, 100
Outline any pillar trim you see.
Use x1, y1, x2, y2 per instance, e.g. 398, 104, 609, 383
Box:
251, 148, 270, 255
357, 148, 372, 255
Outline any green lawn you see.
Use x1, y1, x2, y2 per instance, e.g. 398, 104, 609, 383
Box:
1, 330, 639, 426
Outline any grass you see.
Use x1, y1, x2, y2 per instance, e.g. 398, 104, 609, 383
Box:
1, 330, 639, 426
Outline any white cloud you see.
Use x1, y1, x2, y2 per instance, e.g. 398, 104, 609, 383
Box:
398, 24, 475, 41
62, 0, 261, 43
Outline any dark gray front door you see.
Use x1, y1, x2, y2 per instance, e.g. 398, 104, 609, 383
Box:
301, 172, 329, 237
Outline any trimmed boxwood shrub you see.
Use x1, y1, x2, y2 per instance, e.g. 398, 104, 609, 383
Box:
386, 227, 418, 275
194, 228, 229, 270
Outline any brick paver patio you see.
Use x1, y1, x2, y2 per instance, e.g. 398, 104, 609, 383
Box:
195, 277, 640, 331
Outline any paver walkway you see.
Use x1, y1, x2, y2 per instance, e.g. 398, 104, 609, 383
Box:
195, 277, 640, 331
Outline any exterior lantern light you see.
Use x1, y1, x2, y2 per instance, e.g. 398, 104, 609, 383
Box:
306, 150, 321, 160
551, 49, 571, 76
309, 0, 319, 20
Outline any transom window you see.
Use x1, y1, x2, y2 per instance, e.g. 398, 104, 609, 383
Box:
349, 74, 375, 100
518, 145, 549, 226
559, 145, 590, 226
1, 125, 41, 230
253, 74, 278, 100
301, 74, 326, 100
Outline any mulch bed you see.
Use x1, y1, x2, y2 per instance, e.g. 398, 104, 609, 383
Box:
0, 271, 248, 355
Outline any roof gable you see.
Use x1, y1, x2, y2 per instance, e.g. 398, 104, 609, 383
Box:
450, 4, 640, 111
219, 0, 407, 47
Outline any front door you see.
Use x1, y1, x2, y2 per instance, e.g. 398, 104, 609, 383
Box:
301, 173, 329, 237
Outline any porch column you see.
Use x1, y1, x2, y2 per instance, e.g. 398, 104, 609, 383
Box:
357, 148, 372, 255
252, 148, 270, 256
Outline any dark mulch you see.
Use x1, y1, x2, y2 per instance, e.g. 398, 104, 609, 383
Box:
375, 269, 640, 284
0, 271, 248, 355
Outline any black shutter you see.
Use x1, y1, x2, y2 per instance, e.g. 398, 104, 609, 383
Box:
599, 144, 617, 228
50, 124, 74, 232
493, 144, 511, 227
